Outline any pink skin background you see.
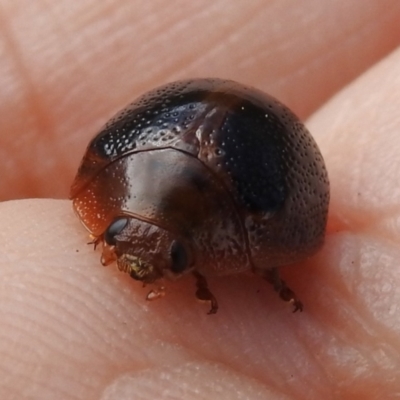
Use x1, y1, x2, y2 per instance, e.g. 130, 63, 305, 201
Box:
1, 1, 400, 399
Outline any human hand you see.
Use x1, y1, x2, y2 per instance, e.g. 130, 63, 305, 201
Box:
1, 1, 400, 399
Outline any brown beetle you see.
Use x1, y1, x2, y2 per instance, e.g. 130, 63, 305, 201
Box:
70, 79, 329, 314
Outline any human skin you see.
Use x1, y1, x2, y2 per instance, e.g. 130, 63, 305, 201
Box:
1, 1, 400, 399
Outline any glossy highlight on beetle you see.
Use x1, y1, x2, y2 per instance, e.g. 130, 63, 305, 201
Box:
70, 78, 330, 314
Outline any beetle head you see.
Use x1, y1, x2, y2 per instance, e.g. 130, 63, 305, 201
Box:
100, 217, 193, 283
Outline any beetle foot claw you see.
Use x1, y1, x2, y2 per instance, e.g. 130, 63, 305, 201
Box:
196, 288, 218, 314
262, 268, 303, 312
291, 299, 304, 313
193, 272, 218, 314
279, 287, 303, 312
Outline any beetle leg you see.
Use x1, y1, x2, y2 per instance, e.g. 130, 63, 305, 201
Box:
263, 268, 303, 312
146, 286, 166, 301
87, 235, 102, 250
193, 271, 218, 314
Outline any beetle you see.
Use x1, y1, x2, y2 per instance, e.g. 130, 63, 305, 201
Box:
70, 78, 329, 314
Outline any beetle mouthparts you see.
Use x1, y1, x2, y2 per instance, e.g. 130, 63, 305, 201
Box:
117, 254, 157, 282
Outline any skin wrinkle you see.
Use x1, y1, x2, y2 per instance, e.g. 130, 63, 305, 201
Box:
182, 358, 285, 400
1, 1, 400, 399
284, 11, 381, 87
0, 11, 33, 195
158, 310, 287, 394
0, 12, 68, 198
138, 8, 249, 87
0, 5, 54, 149
122, 5, 220, 86
292, 259, 397, 382
299, 312, 349, 396
171, 304, 319, 399
278, 334, 330, 400
356, 207, 400, 237
169, 5, 264, 76
0, 1, 396, 198
3, 264, 159, 368
101, 363, 278, 400
332, 266, 400, 377
3, 298, 99, 363
330, 256, 382, 348
294, 336, 337, 399
2, 198, 400, 400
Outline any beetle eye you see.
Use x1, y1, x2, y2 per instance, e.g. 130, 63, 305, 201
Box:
170, 240, 188, 274
104, 218, 128, 246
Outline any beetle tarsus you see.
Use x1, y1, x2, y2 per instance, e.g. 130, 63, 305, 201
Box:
87, 235, 102, 250
146, 286, 166, 301
193, 272, 218, 314
280, 288, 303, 313
263, 268, 303, 312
